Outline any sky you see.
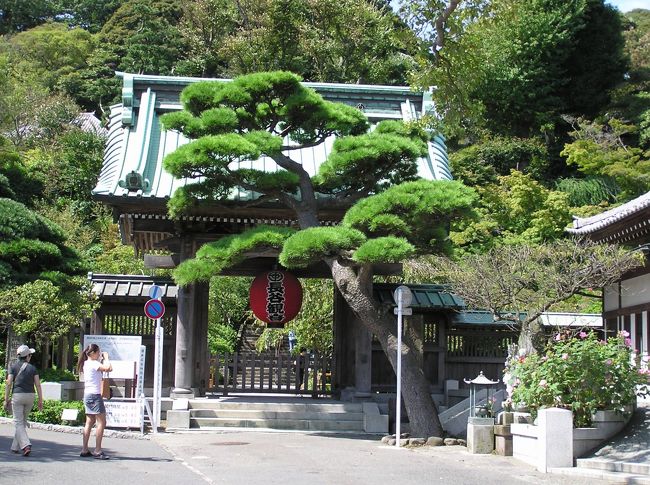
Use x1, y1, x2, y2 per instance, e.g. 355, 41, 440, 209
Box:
606, 0, 649, 12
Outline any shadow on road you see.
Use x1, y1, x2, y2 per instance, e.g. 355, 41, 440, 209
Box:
0, 434, 173, 464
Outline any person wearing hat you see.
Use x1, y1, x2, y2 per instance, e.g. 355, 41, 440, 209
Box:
3, 344, 43, 456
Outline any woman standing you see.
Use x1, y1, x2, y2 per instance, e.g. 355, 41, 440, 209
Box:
77, 343, 112, 459
3, 344, 43, 456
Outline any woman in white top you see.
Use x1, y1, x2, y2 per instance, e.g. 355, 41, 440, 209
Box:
77, 343, 112, 459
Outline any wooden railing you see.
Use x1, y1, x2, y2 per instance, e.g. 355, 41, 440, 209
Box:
208, 352, 332, 397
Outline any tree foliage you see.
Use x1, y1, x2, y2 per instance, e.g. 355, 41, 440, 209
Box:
177, 0, 417, 85
406, 0, 628, 139
163, 71, 476, 437
409, 239, 644, 352
450, 170, 572, 253
561, 115, 650, 200
0, 277, 96, 343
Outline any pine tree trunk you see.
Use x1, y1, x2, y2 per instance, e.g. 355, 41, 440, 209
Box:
329, 260, 444, 438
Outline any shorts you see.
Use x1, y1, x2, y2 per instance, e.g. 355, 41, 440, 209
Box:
83, 394, 106, 415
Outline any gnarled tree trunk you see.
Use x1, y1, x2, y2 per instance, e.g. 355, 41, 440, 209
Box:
329, 259, 444, 438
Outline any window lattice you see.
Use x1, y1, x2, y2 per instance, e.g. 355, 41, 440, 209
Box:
103, 313, 175, 336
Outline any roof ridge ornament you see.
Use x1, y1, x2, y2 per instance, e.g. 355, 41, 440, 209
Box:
118, 171, 150, 192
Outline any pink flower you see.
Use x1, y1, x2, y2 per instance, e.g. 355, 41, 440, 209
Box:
554, 333, 561, 341
620, 330, 630, 338
579, 331, 588, 339
605, 359, 612, 366
539, 379, 548, 388
562, 353, 569, 360
625, 338, 632, 347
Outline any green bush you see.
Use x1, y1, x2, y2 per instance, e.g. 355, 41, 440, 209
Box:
40, 367, 76, 382
504, 331, 650, 427
30, 399, 85, 425
1, 368, 84, 423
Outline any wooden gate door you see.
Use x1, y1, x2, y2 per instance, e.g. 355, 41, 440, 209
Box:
208, 352, 331, 397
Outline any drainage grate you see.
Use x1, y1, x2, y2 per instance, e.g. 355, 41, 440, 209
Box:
211, 441, 250, 446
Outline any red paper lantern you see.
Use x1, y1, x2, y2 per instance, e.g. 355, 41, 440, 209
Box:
249, 271, 303, 325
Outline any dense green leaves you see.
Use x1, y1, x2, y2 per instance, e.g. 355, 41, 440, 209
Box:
279, 227, 367, 268
353, 237, 415, 263
344, 179, 476, 252
174, 226, 296, 285
315, 121, 427, 194
0, 278, 96, 343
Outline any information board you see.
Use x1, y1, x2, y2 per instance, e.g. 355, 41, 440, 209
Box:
83, 335, 142, 379
105, 400, 142, 428
83, 335, 142, 362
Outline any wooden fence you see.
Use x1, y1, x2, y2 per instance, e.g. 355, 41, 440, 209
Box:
208, 352, 332, 397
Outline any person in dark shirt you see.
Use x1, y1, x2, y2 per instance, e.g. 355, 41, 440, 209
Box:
3, 344, 43, 456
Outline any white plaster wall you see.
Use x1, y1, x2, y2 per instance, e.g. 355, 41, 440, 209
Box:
603, 284, 620, 312
621, 273, 650, 308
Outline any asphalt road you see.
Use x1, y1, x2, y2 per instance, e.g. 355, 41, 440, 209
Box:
1, 422, 612, 485
153, 429, 609, 485
0, 422, 193, 485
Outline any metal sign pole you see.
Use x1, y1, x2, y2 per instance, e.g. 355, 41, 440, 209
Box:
153, 317, 163, 432
396, 288, 403, 448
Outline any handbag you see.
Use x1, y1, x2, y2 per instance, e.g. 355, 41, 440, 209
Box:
101, 373, 111, 399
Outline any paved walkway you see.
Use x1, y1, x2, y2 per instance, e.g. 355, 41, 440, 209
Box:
1, 419, 609, 485
588, 401, 650, 464
0, 422, 195, 484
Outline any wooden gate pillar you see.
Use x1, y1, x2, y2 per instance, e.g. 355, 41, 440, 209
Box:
333, 286, 373, 400
353, 317, 373, 398
172, 282, 195, 397
192, 281, 210, 395
172, 237, 197, 398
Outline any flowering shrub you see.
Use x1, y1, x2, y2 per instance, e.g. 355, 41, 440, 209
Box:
503, 331, 650, 427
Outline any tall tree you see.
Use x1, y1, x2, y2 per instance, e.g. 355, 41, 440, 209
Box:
177, 0, 417, 85
403, 0, 628, 139
161, 71, 477, 437
98, 0, 186, 75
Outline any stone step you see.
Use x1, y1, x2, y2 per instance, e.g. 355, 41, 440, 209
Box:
191, 409, 365, 421
190, 417, 365, 432
576, 459, 650, 476
550, 466, 650, 484
188, 400, 362, 413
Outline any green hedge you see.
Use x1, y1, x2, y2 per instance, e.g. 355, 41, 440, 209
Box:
1, 369, 85, 424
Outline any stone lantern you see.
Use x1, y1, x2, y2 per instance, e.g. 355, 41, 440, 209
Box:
464, 371, 499, 418
464, 371, 498, 454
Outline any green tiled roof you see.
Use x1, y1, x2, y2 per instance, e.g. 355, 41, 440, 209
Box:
373, 283, 465, 310
92, 73, 452, 202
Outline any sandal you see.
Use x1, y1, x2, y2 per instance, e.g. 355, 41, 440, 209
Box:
22, 446, 31, 457
93, 452, 110, 460
80, 451, 93, 457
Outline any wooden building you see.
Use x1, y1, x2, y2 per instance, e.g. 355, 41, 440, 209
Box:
568, 193, 650, 363
92, 72, 510, 399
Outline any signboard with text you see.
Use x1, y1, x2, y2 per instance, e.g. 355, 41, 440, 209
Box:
105, 400, 141, 428
83, 335, 142, 379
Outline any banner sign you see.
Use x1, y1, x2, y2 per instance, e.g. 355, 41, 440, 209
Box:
249, 271, 302, 326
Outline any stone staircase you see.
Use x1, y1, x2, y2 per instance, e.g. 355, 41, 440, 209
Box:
187, 398, 366, 432
549, 401, 650, 483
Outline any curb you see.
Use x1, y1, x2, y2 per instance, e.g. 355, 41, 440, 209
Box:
0, 416, 151, 440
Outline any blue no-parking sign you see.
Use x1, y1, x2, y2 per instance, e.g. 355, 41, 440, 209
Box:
149, 284, 163, 300
144, 298, 165, 320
